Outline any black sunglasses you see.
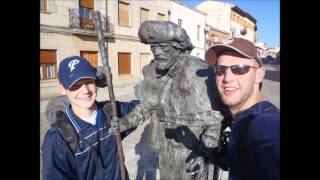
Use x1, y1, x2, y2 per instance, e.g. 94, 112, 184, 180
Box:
215, 64, 258, 76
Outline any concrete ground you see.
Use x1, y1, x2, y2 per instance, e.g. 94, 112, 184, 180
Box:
261, 64, 280, 109
40, 64, 279, 180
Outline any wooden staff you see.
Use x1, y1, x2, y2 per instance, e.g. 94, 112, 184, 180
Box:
94, 11, 126, 180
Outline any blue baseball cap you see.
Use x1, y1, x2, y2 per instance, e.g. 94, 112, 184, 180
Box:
58, 56, 96, 89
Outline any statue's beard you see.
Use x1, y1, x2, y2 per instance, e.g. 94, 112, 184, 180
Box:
154, 58, 176, 71
155, 68, 169, 77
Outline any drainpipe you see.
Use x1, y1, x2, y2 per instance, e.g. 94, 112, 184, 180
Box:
105, 0, 108, 17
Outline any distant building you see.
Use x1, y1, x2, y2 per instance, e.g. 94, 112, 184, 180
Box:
230, 5, 257, 42
255, 42, 267, 50
206, 26, 230, 47
268, 47, 280, 54
196, 1, 231, 46
258, 46, 280, 65
196, 0, 258, 48
169, 0, 207, 59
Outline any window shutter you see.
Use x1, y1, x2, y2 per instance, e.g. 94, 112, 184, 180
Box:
119, 2, 129, 26
80, 51, 98, 68
80, 0, 94, 8
118, 53, 131, 75
140, 8, 149, 24
40, 50, 56, 64
158, 13, 165, 21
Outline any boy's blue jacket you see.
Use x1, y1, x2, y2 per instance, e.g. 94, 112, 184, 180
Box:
41, 100, 139, 180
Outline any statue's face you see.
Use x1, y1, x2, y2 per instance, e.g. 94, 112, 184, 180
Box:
151, 42, 180, 70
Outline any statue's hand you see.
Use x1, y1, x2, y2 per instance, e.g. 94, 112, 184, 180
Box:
186, 152, 207, 178
202, 123, 221, 148
110, 107, 146, 133
110, 116, 130, 133
95, 66, 108, 88
142, 95, 160, 110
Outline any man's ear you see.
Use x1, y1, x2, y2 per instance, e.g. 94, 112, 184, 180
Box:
57, 83, 67, 95
255, 67, 265, 84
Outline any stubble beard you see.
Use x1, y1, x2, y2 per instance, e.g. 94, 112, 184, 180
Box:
221, 88, 253, 113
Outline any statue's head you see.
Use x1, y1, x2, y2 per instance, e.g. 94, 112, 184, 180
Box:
139, 21, 194, 71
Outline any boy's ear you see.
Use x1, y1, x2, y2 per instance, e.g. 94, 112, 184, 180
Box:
57, 83, 67, 95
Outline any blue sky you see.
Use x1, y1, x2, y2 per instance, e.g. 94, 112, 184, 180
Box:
181, 0, 280, 48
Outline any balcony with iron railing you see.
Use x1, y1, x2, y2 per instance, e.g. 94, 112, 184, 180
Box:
69, 8, 114, 36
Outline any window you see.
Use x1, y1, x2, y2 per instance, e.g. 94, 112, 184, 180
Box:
118, 53, 131, 75
40, 50, 57, 80
140, 8, 149, 25
119, 1, 129, 26
80, 0, 94, 19
158, 13, 165, 21
79, 7, 93, 20
231, 28, 236, 38
79, 0, 94, 29
254, 32, 258, 43
40, 65, 43, 79
178, 19, 182, 27
40, 0, 47, 11
80, 51, 98, 68
46, 64, 55, 79
197, 25, 200, 41
140, 53, 150, 77
80, 7, 84, 17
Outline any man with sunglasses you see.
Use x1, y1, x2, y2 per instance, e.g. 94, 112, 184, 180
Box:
205, 38, 280, 180
41, 56, 139, 180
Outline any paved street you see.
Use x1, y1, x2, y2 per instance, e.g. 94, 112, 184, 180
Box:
40, 64, 279, 180
261, 64, 280, 109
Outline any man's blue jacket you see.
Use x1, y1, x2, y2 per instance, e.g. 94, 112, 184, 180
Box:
217, 101, 280, 180
41, 100, 138, 180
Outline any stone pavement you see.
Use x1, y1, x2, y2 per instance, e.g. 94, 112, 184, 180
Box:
122, 120, 160, 180
40, 64, 279, 179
